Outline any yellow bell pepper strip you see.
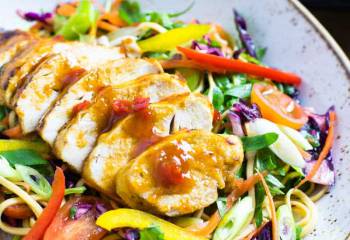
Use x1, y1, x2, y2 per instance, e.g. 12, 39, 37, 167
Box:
138, 24, 211, 52
96, 208, 208, 240
0, 139, 50, 154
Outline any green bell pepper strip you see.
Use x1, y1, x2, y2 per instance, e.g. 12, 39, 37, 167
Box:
96, 208, 208, 240
0, 139, 50, 154
56, 0, 98, 40
138, 24, 211, 52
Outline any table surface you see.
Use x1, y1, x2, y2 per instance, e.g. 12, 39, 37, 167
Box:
303, 4, 350, 57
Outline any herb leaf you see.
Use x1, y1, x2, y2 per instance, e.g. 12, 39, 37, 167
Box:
0, 149, 47, 167
224, 84, 252, 98
140, 225, 164, 240
119, 0, 143, 25
241, 133, 278, 152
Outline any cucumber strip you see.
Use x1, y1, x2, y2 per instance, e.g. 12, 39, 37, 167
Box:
213, 196, 254, 240
245, 118, 305, 168
277, 204, 296, 240
278, 125, 313, 151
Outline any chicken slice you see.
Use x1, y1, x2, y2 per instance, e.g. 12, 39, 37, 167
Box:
3, 40, 124, 107
13, 43, 125, 134
38, 58, 161, 146
83, 93, 213, 198
54, 74, 190, 172
0, 30, 33, 69
116, 130, 243, 216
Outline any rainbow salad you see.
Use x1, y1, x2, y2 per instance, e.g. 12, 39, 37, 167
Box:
0, 1, 336, 240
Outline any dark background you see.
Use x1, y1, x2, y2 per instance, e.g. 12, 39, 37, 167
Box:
301, 0, 350, 57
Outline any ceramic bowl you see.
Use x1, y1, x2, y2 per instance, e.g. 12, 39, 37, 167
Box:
0, 0, 349, 239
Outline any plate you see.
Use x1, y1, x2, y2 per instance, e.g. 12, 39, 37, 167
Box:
0, 0, 349, 239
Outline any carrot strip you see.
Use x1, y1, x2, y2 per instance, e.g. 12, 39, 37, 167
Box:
257, 171, 278, 240
23, 167, 65, 240
100, 12, 126, 27
297, 110, 336, 188
243, 221, 268, 240
159, 59, 227, 74
2, 125, 23, 139
56, 3, 76, 17
189, 173, 263, 237
97, 20, 118, 32
177, 46, 302, 85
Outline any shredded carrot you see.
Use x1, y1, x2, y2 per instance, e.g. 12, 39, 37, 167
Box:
297, 110, 336, 188
0, 116, 9, 126
189, 173, 263, 237
297, 146, 312, 161
2, 125, 23, 139
243, 221, 268, 240
257, 171, 278, 240
56, 3, 76, 17
97, 20, 119, 32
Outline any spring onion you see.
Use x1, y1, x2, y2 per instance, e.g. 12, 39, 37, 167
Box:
0, 156, 21, 181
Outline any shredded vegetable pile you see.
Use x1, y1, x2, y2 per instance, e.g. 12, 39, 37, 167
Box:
0, 0, 337, 240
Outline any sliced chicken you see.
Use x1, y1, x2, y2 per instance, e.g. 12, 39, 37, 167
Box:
54, 74, 190, 172
0, 30, 33, 68
83, 93, 213, 198
116, 130, 243, 216
38, 58, 161, 146
12, 43, 125, 134
3, 40, 124, 107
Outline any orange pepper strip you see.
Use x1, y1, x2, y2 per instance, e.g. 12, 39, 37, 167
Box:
2, 125, 23, 139
177, 46, 302, 85
97, 20, 118, 32
257, 171, 278, 240
23, 167, 65, 240
189, 173, 262, 237
296, 110, 336, 189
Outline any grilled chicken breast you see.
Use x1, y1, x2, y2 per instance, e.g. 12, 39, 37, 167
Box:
116, 130, 243, 216
12, 43, 125, 134
83, 93, 213, 198
2, 40, 124, 108
54, 74, 190, 172
38, 58, 161, 146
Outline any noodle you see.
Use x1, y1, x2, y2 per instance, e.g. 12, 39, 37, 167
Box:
286, 189, 317, 237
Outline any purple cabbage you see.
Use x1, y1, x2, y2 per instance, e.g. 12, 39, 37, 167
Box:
233, 48, 246, 59
74, 203, 92, 219
119, 228, 140, 240
96, 203, 108, 217
233, 10, 257, 58
303, 106, 335, 185
232, 101, 261, 123
191, 35, 224, 57
252, 221, 272, 240
228, 111, 244, 137
17, 10, 52, 23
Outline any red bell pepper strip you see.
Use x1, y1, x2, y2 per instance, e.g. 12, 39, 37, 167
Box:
23, 167, 65, 240
296, 110, 336, 188
177, 46, 302, 85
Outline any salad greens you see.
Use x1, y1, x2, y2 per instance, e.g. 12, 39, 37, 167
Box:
139, 225, 165, 240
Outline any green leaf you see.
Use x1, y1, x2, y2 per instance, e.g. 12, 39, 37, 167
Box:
224, 84, 252, 98
56, 0, 98, 40
241, 133, 278, 152
0, 149, 47, 167
69, 206, 77, 220
212, 87, 224, 111
256, 47, 267, 61
232, 74, 248, 86
256, 148, 287, 176
140, 225, 164, 240
215, 75, 232, 90
217, 197, 227, 217
254, 183, 265, 226
177, 68, 202, 91
265, 174, 285, 189
119, 0, 143, 25
0, 105, 9, 121
296, 225, 302, 240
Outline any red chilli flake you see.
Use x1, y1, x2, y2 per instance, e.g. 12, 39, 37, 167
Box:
72, 100, 91, 115
112, 97, 150, 115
